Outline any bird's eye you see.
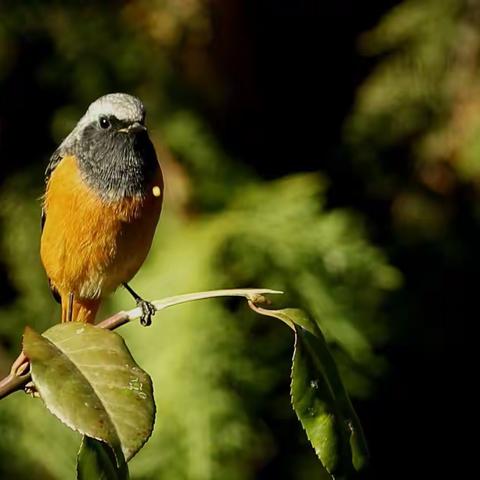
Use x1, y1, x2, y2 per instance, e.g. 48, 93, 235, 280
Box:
99, 116, 110, 129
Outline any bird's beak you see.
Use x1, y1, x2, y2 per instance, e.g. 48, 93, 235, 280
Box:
129, 121, 147, 133
118, 122, 147, 134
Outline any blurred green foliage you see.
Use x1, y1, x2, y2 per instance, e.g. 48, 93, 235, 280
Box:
0, 1, 400, 479
346, 0, 480, 239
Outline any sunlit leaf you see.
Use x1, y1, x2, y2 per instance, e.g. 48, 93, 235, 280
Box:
23, 324, 155, 462
249, 305, 369, 476
77, 436, 129, 480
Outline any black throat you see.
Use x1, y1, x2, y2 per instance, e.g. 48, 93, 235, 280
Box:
73, 124, 158, 201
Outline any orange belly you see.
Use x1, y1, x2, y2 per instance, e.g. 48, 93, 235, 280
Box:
40, 155, 163, 322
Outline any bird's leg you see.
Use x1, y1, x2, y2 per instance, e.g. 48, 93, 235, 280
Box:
123, 283, 156, 326
67, 292, 74, 322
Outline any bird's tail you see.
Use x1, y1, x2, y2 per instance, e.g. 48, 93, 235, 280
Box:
61, 294, 101, 323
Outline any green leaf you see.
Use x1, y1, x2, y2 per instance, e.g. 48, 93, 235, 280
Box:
249, 305, 369, 477
77, 436, 129, 480
23, 324, 155, 462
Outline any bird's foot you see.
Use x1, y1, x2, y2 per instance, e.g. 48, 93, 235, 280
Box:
123, 283, 156, 326
137, 299, 156, 327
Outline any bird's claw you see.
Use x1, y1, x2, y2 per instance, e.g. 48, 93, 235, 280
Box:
138, 300, 156, 326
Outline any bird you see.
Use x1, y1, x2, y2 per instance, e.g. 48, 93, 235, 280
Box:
40, 93, 163, 326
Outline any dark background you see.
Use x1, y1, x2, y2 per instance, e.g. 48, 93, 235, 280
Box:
209, 2, 468, 478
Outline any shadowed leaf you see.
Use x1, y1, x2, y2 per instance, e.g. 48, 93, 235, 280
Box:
77, 436, 129, 480
249, 305, 369, 477
23, 324, 155, 462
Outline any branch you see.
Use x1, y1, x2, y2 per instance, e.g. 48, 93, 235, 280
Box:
0, 288, 282, 400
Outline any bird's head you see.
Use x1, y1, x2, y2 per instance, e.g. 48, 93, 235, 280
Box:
81, 93, 147, 135
61, 93, 158, 199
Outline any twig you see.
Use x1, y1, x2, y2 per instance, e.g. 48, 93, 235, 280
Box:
0, 288, 282, 400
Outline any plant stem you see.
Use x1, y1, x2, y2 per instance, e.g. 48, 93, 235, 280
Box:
0, 288, 282, 400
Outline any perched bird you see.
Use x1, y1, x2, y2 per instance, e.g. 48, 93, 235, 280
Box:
40, 93, 163, 325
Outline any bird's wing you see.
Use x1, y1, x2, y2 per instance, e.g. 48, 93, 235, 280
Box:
42, 149, 63, 303
41, 149, 63, 231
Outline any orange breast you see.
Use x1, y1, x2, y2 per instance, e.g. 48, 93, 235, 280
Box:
40, 155, 163, 300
